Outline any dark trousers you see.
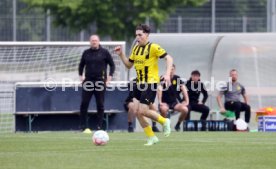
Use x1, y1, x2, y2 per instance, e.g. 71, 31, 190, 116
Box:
186, 102, 210, 120
80, 80, 105, 130
224, 101, 251, 123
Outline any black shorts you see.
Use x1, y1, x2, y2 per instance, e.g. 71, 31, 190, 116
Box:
161, 99, 178, 110
133, 83, 157, 105
165, 101, 178, 110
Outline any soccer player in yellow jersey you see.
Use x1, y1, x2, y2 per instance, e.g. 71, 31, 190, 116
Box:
115, 24, 173, 146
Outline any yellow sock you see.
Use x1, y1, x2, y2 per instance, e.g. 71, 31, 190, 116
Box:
144, 126, 155, 137
157, 115, 166, 125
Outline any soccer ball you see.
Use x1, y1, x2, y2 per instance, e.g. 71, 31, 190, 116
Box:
92, 130, 109, 146
235, 118, 248, 131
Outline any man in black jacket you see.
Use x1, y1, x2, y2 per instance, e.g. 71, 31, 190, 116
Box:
79, 35, 115, 131
185, 70, 210, 122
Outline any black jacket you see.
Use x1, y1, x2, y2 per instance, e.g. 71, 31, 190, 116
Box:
79, 46, 115, 80
185, 79, 208, 104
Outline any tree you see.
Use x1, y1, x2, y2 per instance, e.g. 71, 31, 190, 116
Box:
22, 0, 206, 40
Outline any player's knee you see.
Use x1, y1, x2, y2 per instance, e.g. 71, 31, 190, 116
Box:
180, 105, 189, 113
204, 106, 210, 114
160, 104, 168, 112
184, 107, 189, 114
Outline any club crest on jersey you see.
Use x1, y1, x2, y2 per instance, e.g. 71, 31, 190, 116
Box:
144, 50, 149, 56
173, 80, 176, 85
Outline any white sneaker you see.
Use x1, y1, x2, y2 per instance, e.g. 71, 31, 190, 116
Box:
144, 136, 159, 146
163, 118, 171, 137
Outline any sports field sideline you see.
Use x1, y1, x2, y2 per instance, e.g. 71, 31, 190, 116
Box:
0, 132, 275, 169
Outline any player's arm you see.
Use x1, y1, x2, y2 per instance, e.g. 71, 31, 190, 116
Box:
241, 87, 249, 104
162, 55, 173, 85
78, 51, 86, 82
106, 50, 115, 84
242, 94, 249, 104
157, 85, 165, 106
114, 46, 133, 69
217, 93, 226, 112
201, 83, 208, 104
180, 84, 189, 106
154, 43, 173, 84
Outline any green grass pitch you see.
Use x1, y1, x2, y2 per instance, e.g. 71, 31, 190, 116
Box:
0, 132, 276, 169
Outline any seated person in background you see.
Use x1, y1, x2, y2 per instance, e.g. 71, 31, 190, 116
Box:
185, 70, 210, 130
124, 79, 159, 132
217, 69, 251, 126
157, 64, 189, 131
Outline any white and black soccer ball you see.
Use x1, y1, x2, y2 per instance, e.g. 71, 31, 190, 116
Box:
92, 130, 109, 146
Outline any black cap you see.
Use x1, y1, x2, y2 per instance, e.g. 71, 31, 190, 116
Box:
191, 70, 201, 76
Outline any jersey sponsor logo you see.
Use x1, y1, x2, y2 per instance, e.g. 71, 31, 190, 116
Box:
134, 60, 144, 64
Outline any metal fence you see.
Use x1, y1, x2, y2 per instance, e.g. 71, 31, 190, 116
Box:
155, 17, 267, 33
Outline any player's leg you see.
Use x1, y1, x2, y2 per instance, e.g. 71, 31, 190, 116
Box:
174, 103, 188, 131
149, 103, 160, 132
124, 101, 132, 132
131, 85, 159, 145
200, 105, 210, 121
190, 103, 209, 130
94, 84, 106, 130
147, 111, 171, 137
185, 104, 192, 121
190, 103, 210, 120
136, 103, 159, 145
139, 84, 171, 137
225, 102, 241, 120
80, 85, 94, 130
240, 102, 251, 123
127, 99, 138, 132
159, 102, 170, 118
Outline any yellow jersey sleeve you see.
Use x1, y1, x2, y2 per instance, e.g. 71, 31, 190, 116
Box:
151, 43, 167, 59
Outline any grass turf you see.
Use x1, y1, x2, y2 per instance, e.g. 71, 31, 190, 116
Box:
0, 132, 276, 169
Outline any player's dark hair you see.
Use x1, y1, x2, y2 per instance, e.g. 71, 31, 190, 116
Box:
136, 24, 151, 34
191, 70, 201, 76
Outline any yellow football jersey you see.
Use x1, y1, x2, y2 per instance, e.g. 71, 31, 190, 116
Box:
129, 42, 167, 84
